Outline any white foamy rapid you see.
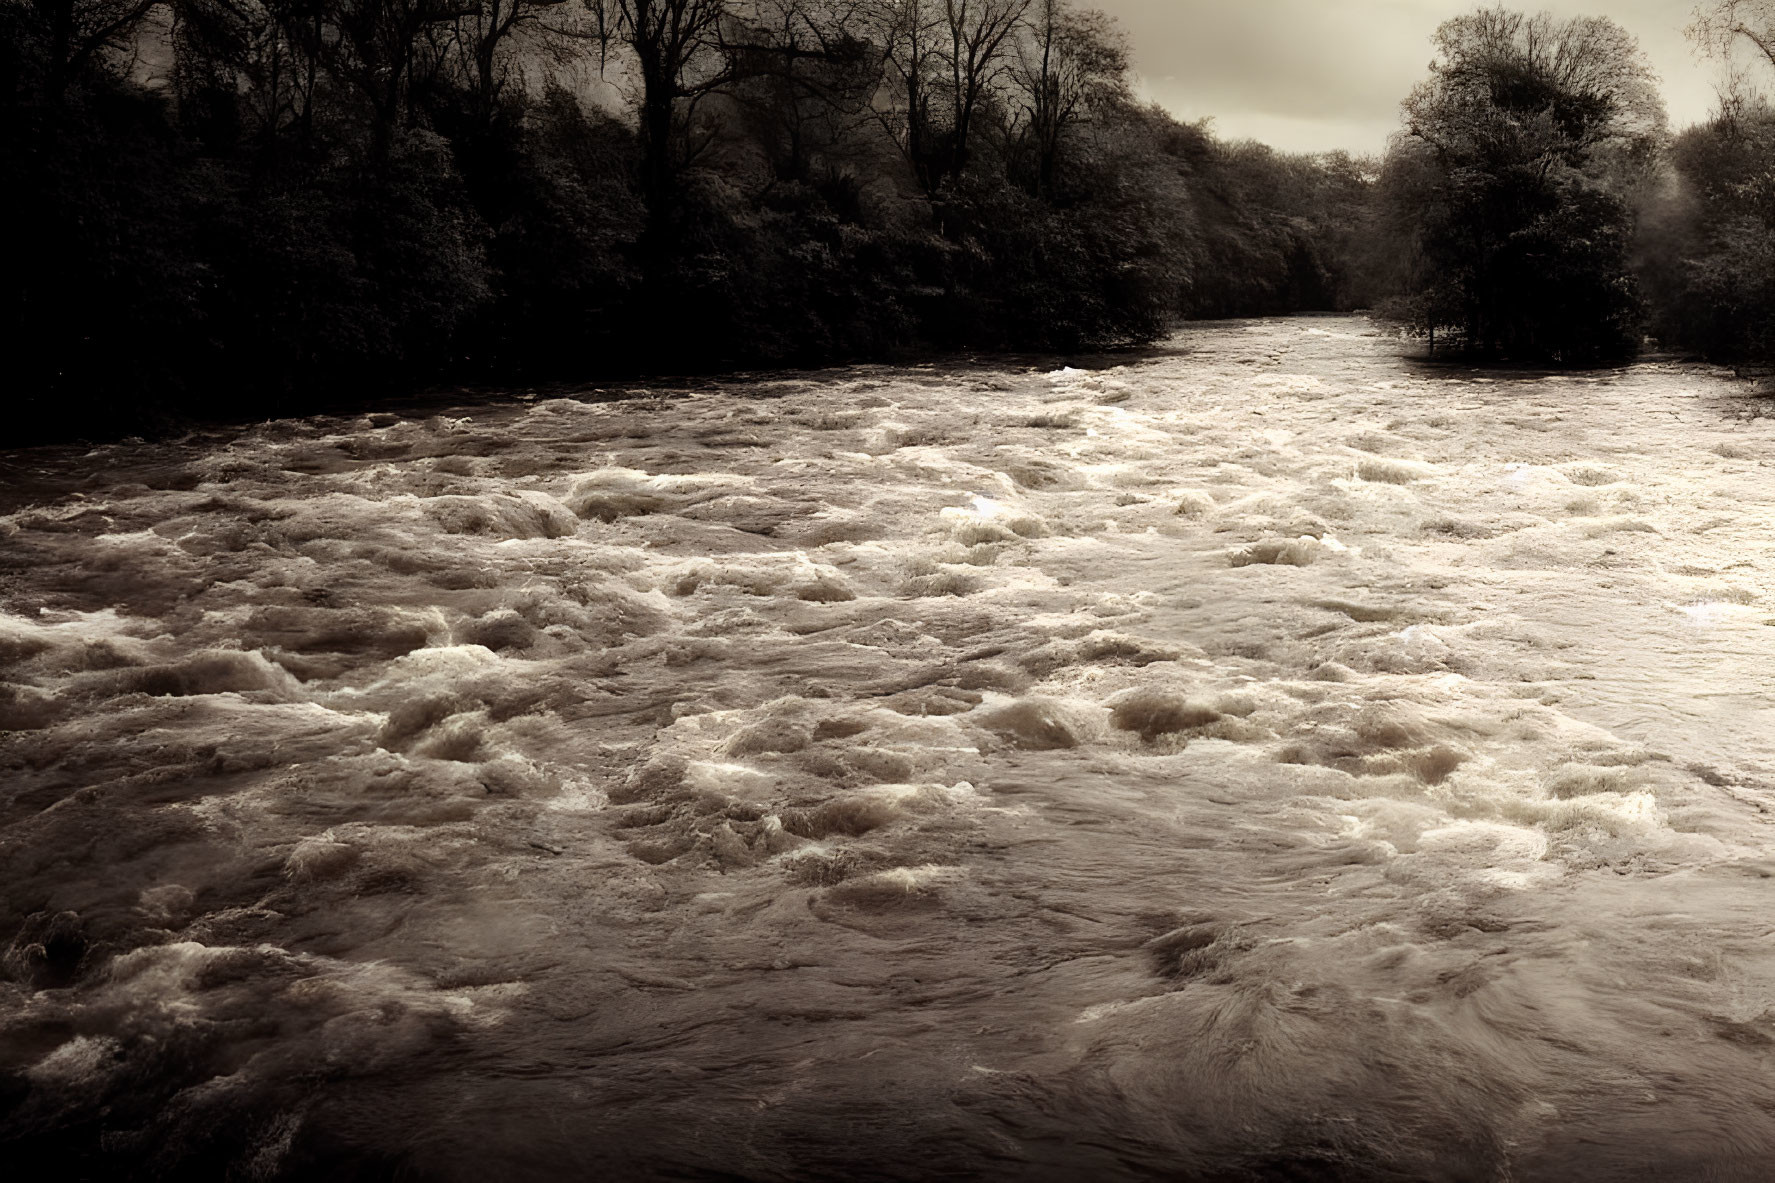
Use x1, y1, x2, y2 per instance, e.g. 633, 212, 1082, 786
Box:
5, 318, 1775, 1179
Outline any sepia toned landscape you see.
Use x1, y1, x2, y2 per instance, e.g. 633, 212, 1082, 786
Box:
7, 0, 1775, 1179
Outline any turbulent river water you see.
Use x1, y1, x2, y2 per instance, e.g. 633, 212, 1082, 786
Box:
4, 317, 1775, 1181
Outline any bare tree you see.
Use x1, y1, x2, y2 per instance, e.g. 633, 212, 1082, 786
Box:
870, 0, 943, 191
868, 0, 1024, 190
1689, 1, 1775, 122
937, 0, 1025, 182
446, 0, 571, 129
30, 0, 167, 96
1006, 0, 1125, 195
584, 0, 736, 226
175, 0, 475, 161
165, 0, 379, 169
727, 0, 883, 186
323, 0, 481, 158
1691, 0, 1775, 71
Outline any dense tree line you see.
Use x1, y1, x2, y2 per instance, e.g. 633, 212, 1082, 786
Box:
8, 0, 1775, 441
0, 0, 1375, 442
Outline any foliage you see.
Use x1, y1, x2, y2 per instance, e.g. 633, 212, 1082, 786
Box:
0, 0, 1378, 443
1638, 103, 1775, 361
1153, 123, 1379, 318
1380, 7, 1663, 362
1638, 3, 1775, 364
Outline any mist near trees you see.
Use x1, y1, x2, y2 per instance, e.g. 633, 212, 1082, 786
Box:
3, 0, 1774, 442
1639, 1, 1775, 364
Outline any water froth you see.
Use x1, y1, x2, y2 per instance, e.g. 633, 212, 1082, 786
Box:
4, 319, 1775, 1179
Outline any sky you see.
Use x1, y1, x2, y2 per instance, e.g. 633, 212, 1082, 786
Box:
1095, 0, 1733, 155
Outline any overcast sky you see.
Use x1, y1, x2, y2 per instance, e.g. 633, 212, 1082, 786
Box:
1095, 1, 1731, 154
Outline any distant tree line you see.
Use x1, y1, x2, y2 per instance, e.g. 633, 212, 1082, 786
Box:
0, 0, 1379, 441
5, 0, 1775, 441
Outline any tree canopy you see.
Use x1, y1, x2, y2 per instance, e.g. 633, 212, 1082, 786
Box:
1384, 8, 1664, 362
0, 0, 1391, 441
15, 0, 1775, 442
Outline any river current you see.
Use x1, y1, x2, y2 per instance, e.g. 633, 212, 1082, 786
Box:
4, 317, 1775, 1180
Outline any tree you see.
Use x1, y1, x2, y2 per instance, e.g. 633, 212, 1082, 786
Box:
445, 0, 573, 131
1648, 4, 1775, 363
870, 0, 945, 192
24, 0, 163, 97
324, 0, 480, 160
1641, 102, 1775, 361
868, 0, 1024, 192
1006, 0, 1126, 196
1639, 4, 1775, 365
1387, 7, 1664, 361
725, 0, 884, 189
1690, 1, 1775, 72
936, 0, 1025, 182
584, 0, 735, 232
0, 0, 1390, 445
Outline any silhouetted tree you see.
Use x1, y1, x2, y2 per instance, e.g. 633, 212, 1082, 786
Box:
324, 0, 478, 160
26, 0, 162, 97
443, 0, 571, 132
870, 0, 944, 192
935, 0, 1024, 183
726, 0, 884, 189
1385, 7, 1663, 361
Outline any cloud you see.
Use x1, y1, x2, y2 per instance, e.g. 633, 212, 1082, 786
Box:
1097, 0, 1727, 154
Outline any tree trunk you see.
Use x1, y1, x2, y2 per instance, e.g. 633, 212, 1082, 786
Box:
639, 81, 676, 238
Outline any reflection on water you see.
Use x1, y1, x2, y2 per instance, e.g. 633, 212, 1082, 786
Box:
4, 318, 1775, 1179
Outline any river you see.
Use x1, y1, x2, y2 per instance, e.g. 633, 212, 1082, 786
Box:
4, 317, 1775, 1180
